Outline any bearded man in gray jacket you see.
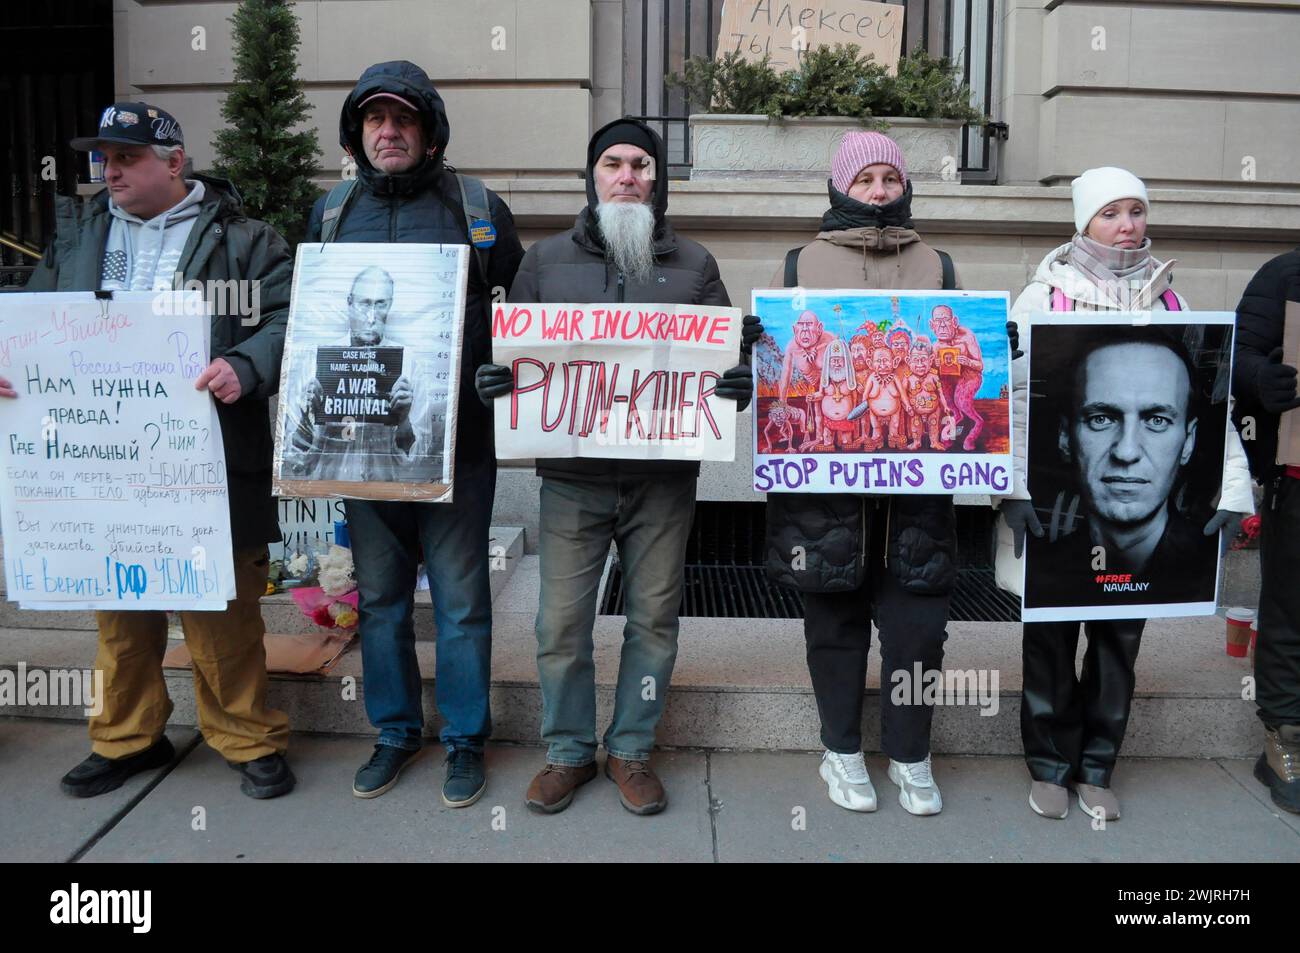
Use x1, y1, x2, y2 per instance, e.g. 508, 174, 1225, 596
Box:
477, 118, 757, 817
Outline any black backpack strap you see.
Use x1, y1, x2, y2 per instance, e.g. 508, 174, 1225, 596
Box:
783, 246, 804, 288
936, 249, 956, 290
455, 172, 493, 284
318, 179, 358, 244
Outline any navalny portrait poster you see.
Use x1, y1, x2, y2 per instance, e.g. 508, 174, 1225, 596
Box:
1021, 312, 1235, 622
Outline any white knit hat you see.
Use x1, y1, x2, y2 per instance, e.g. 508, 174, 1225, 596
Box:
1071, 167, 1149, 234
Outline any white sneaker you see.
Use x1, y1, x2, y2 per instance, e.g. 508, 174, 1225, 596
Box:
819, 750, 878, 812
888, 755, 943, 815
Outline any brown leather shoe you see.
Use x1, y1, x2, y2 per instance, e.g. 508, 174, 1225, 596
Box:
605, 756, 667, 815
525, 762, 597, 814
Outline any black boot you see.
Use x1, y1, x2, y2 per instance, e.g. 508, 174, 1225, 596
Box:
60, 736, 176, 798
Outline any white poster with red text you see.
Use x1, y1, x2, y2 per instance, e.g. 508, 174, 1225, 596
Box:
491, 302, 742, 461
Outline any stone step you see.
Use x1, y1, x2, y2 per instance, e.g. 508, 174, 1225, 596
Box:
0, 526, 525, 641
0, 555, 1263, 758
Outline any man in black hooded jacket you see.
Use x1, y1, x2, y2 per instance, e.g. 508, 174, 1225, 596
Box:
1232, 248, 1300, 814
305, 61, 524, 807
476, 119, 753, 816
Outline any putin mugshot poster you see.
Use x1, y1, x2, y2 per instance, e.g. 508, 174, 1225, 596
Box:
273, 243, 468, 503
750, 289, 1013, 494
1021, 313, 1235, 622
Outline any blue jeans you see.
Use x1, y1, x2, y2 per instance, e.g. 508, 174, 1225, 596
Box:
535, 474, 696, 766
345, 464, 495, 753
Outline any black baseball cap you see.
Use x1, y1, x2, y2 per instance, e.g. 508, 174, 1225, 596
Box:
70, 102, 184, 152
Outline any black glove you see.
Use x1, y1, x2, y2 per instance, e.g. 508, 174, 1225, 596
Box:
714, 364, 753, 412
475, 363, 513, 406
1258, 346, 1300, 414
741, 314, 764, 355
998, 499, 1043, 559
1007, 320, 1023, 360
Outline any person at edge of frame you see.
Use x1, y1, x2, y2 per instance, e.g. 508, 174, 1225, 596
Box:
1231, 245, 1300, 814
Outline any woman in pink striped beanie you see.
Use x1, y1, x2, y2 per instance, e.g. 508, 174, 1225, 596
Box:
830, 130, 909, 203
763, 127, 962, 820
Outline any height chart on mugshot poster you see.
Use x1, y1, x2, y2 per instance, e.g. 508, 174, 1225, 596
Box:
0, 291, 235, 610
750, 289, 1013, 494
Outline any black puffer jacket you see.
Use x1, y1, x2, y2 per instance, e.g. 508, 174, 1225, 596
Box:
305, 60, 525, 473
1232, 247, 1300, 480
507, 118, 731, 482
764, 186, 957, 596
766, 492, 957, 595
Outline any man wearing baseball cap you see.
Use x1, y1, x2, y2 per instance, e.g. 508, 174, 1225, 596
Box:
17, 101, 298, 800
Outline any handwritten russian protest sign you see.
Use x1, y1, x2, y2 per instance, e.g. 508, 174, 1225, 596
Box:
491, 302, 743, 461
751, 289, 1013, 494
718, 0, 905, 74
0, 291, 235, 610
273, 243, 467, 502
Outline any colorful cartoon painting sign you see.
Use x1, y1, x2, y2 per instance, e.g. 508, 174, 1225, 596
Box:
751, 289, 1013, 494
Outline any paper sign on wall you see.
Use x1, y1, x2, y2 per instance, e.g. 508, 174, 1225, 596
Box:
718, 0, 905, 74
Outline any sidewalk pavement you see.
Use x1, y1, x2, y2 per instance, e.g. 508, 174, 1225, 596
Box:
3, 717, 1297, 863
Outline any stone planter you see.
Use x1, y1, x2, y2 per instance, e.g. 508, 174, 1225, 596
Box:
689, 114, 964, 183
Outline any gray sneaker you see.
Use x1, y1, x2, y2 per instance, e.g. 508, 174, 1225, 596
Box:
1029, 780, 1069, 819
1076, 783, 1121, 820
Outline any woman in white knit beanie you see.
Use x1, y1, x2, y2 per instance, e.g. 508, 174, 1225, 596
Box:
992, 166, 1256, 823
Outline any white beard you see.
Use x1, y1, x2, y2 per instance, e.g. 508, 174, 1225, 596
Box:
596, 201, 656, 285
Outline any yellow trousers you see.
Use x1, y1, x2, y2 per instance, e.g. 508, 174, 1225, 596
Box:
89, 546, 289, 762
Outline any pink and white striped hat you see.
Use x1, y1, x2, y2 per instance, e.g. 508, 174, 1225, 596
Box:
831, 131, 908, 193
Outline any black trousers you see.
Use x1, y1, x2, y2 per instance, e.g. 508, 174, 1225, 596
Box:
1020, 619, 1144, 787
1257, 475, 1300, 728
802, 525, 951, 762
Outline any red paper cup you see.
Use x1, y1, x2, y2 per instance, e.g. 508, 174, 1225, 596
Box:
1226, 608, 1255, 658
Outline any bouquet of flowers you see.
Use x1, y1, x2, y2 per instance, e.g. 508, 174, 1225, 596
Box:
291, 544, 359, 632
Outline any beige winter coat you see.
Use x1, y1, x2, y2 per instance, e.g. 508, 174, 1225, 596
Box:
767, 226, 956, 290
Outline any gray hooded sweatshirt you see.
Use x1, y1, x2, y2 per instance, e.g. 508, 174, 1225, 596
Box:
100, 179, 206, 291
